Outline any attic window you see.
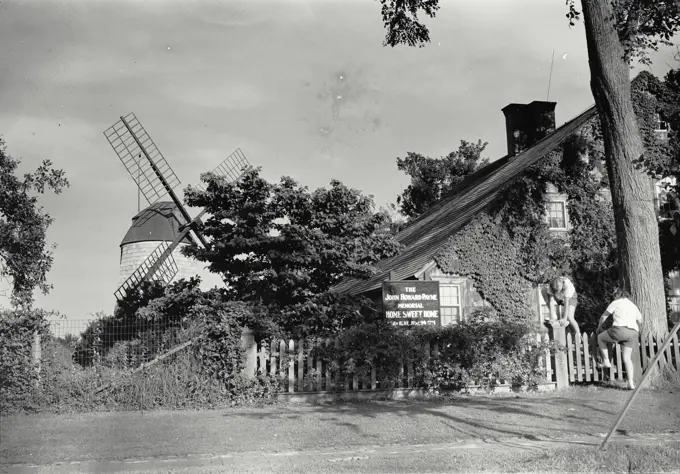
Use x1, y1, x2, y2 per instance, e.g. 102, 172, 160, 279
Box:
655, 113, 669, 131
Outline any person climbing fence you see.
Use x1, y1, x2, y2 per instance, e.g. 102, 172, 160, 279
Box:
595, 288, 643, 390
546, 275, 581, 343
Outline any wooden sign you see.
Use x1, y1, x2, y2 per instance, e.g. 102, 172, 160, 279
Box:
382, 280, 440, 326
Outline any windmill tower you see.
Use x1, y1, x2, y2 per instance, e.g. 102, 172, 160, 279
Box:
104, 113, 250, 301
116, 202, 215, 292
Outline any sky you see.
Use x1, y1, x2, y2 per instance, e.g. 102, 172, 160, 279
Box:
0, 0, 678, 320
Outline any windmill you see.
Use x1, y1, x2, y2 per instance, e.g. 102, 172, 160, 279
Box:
104, 113, 250, 302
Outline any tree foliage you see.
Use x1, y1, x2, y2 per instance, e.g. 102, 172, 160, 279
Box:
378, 0, 680, 65
0, 139, 69, 307
566, 0, 680, 65
633, 69, 680, 285
396, 140, 490, 218
183, 168, 402, 336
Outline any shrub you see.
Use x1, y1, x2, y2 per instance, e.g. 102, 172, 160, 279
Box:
311, 319, 428, 390
0, 309, 51, 412
313, 308, 558, 392
425, 308, 557, 390
192, 302, 248, 386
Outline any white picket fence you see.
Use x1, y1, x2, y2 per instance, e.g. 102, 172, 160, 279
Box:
564, 331, 680, 383
248, 333, 554, 393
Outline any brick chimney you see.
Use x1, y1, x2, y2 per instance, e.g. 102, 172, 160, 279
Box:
501, 101, 557, 157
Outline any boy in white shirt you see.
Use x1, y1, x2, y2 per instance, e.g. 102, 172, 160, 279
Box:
596, 287, 643, 390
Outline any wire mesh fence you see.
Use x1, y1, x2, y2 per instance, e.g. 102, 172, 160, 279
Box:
47, 316, 197, 370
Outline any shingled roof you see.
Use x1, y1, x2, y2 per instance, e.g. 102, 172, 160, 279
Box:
333, 104, 598, 295
120, 201, 195, 247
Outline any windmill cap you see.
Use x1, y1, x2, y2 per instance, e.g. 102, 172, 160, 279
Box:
120, 201, 193, 247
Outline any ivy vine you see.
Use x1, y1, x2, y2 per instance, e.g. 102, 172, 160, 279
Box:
433, 74, 676, 331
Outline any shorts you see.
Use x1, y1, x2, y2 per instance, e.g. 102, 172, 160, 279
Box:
555, 294, 578, 308
605, 326, 638, 349
555, 296, 578, 316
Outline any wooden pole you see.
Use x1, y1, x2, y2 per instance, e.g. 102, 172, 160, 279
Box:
600, 319, 680, 450
93, 339, 195, 395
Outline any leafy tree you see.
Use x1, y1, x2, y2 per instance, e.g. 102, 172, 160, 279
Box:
0, 139, 69, 307
377, 202, 409, 234
183, 168, 402, 336
396, 140, 490, 218
377, 0, 680, 339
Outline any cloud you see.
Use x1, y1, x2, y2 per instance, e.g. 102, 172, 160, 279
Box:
163, 80, 269, 110
177, 0, 317, 28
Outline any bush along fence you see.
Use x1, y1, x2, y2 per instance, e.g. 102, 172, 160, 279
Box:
6, 314, 679, 413
240, 329, 557, 402
2, 310, 278, 414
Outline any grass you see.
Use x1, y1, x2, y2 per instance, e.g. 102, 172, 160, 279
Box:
104, 444, 680, 473
2, 386, 680, 470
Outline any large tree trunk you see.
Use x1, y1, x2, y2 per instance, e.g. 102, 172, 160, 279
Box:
580, 0, 668, 344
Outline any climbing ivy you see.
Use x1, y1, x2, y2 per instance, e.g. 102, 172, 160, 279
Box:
434, 131, 619, 331
435, 213, 535, 321
417, 72, 676, 330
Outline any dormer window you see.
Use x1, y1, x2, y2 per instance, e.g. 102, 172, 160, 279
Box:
655, 113, 670, 131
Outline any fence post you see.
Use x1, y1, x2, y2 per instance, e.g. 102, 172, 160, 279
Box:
631, 332, 644, 386
240, 327, 257, 379
32, 331, 42, 387
549, 321, 569, 390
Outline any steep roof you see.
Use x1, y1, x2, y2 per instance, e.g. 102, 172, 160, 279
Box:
120, 201, 195, 247
333, 105, 598, 295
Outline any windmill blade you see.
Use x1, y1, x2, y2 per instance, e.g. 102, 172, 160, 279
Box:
104, 113, 182, 206
114, 241, 179, 301
104, 113, 208, 248
114, 148, 253, 302
194, 148, 251, 192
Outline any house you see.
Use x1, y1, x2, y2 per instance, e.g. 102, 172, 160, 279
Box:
333, 97, 680, 324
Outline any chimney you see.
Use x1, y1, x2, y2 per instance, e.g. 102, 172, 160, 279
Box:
501, 101, 557, 157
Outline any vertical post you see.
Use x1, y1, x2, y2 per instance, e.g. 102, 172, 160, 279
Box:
137, 153, 141, 213
240, 327, 257, 379
631, 333, 643, 386
550, 321, 569, 389
31, 331, 42, 387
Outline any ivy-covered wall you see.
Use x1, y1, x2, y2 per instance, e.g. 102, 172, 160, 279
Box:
428, 75, 677, 332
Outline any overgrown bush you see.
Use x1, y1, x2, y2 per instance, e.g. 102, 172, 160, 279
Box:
2, 297, 283, 413
313, 308, 558, 392
33, 341, 278, 412
424, 308, 557, 390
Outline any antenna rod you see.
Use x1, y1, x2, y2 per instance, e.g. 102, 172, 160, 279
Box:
137, 153, 141, 213
547, 49, 555, 101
